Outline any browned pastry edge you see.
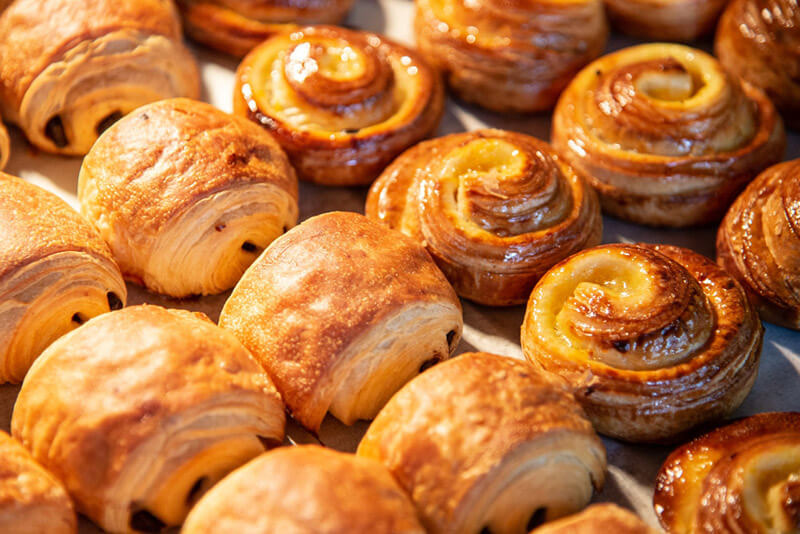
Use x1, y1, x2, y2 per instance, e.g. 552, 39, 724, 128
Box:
605, 0, 727, 42
532, 503, 658, 533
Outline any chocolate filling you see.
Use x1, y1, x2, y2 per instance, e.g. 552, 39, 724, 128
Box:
107, 292, 123, 311
186, 477, 207, 505
96, 111, 123, 136
241, 241, 259, 253
44, 115, 68, 148
71, 313, 87, 325
129, 509, 166, 533
447, 330, 457, 347
419, 357, 440, 373
526, 507, 547, 530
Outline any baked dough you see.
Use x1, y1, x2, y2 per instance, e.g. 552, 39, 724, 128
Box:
521, 243, 763, 443
366, 129, 602, 306
0, 117, 8, 170
219, 211, 463, 431
532, 504, 657, 534
78, 98, 298, 298
357, 352, 606, 534
183, 445, 425, 534
552, 43, 786, 227
0, 173, 126, 384
0, 0, 200, 156
11, 305, 286, 533
605, 0, 727, 41
234, 25, 444, 185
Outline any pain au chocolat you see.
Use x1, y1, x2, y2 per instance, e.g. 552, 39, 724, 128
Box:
234, 25, 444, 186
358, 352, 606, 534
11, 305, 285, 533
78, 98, 298, 298
604, 0, 727, 42
183, 446, 424, 534
366, 129, 602, 306
552, 43, 785, 227
532, 504, 657, 534
219, 211, 463, 432
521, 243, 763, 443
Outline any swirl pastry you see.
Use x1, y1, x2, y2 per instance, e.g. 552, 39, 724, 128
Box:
716, 0, 800, 130
366, 129, 602, 306
654, 412, 800, 533
521, 243, 763, 443
0, 0, 200, 156
717, 160, 800, 330
177, 0, 355, 57
357, 352, 607, 534
0, 173, 126, 384
234, 25, 444, 186
219, 211, 463, 431
11, 305, 285, 533
414, 0, 607, 113
0, 431, 77, 534
604, 0, 727, 41
0, 117, 8, 170
533, 504, 657, 534
183, 445, 424, 534
552, 43, 786, 227
78, 98, 298, 298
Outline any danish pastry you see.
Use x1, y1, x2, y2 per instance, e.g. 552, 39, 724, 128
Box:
79, 98, 298, 298
11, 305, 286, 533
0, 0, 200, 156
219, 211, 463, 431
552, 43, 785, 227
366, 129, 602, 306
234, 25, 444, 185
358, 352, 606, 534
521, 243, 763, 443
532, 504, 657, 534
604, 0, 727, 41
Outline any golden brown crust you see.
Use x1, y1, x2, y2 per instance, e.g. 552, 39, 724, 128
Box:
11, 305, 286, 533
604, 0, 727, 41
366, 129, 602, 306
654, 412, 800, 533
219, 211, 463, 431
234, 25, 444, 185
717, 159, 800, 330
357, 352, 607, 534
552, 43, 786, 227
532, 504, 657, 533
183, 446, 425, 534
78, 98, 299, 298
0, 431, 77, 534
716, 0, 800, 130
0, 117, 8, 171
414, 0, 608, 113
521, 243, 763, 443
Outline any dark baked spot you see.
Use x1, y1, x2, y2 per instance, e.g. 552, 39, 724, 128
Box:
227, 152, 249, 166
419, 357, 440, 373
480, 527, 492, 534
186, 477, 207, 505
71, 313, 87, 325
343, 128, 360, 134
258, 436, 283, 449
283, 226, 289, 233
107, 292, 123, 311
526, 507, 547, 530
612, 340, 630, 353
215, 223, 226, 232
44, 115, 68, 148
241, 241, 259, 253
129, 509, 166, 532
446, 330, 457, 348
96, 111, 123, 136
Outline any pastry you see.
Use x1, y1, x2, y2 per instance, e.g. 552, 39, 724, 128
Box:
414, 0, 607, 112
521, 243, 763, 443
532, 504, 657, 534
219, 211, 463, 431
357, 351, 607, 534
78, 98, 298, 298
234, 25, 444, 185
11, 305, 286, 533
716, 0, 800, 129
366, 129, 602, 306
0, 117, 8, 170
182, 445, 425, 534
654, 412, 800, 533
717, 160, 800, 330
177, 0, 355, 57
0, 431, 77, 534
604, 0, 727, 41
0, 173, 126, 384
0, 0, 200, 156
552, 43, 785, 227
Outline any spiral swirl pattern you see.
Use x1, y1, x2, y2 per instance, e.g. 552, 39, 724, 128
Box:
605, 0, 727, 41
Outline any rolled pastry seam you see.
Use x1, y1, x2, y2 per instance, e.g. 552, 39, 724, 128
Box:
531, 504, 658, 533
219, 211, 463, 431
79, 98, 299, 298
358, 352, 607, 534
11, 305, 285, 533
605, 0, 727, 41
0, 118, 8, 170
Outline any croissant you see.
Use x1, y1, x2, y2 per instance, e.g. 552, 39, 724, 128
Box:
552, 43, 786, 227
654, 412, 800, 533
183, 445, 425, 534
219, 211, 463, 431
717, 160, 800, 330
366, 129, 602, 306
357, 352, 607, 534
716, 0, 800, 129
414, 0, 607, 113
176, 0, 355, 57
0, 173, 126, 384
234, 25, 444, 185
532, 504, 657, 534
604, 0, 727, 41
0, 0, 200, 156
0, 117, 8, 170
78, 98, 298, 298
521, 243, 763, 443
0, 431, 77, 534
11, 305, 286, 533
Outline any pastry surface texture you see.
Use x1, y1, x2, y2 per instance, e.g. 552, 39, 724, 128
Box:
531, 504, 657, 534
604, 0, 727, 41
0, 117, 8, 170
